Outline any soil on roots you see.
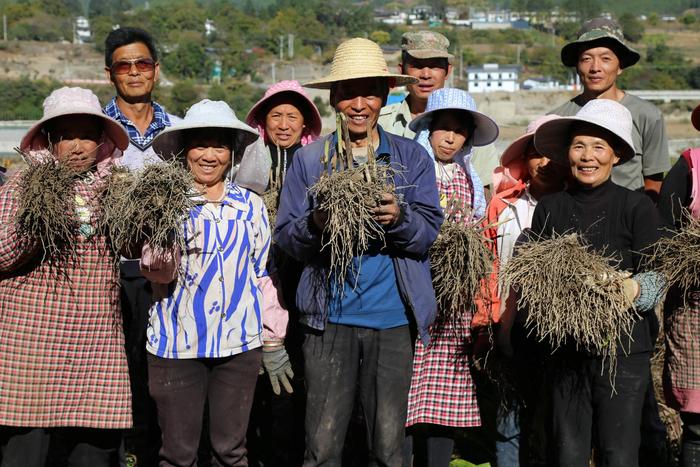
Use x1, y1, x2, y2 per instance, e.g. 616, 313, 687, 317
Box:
500, 233, 637, 384
100, 161, 195, 256
17, 159, 79, 261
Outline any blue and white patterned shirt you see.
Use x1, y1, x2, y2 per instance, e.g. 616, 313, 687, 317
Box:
146, 183, 271, 359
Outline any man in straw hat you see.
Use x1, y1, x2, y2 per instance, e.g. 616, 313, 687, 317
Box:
379, 30, 500, 193
551, 17, 670, 199
275, 37, 443, 466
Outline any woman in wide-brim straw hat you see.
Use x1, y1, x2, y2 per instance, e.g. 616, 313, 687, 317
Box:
658, 101, 700, 464
403, 87, 497, 465
275, 37, 444, 466
0, 87, 131, 466
528, 98, 666, 466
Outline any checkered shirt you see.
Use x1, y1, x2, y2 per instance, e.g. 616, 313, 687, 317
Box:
664, 290, 700, 412
436, 162, 475, 224
0, 174, 132, 429
104, 97, 172, 150
406, 315, 480, 428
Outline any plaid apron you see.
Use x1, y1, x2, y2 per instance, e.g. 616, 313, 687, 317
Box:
664, 290, 700, 413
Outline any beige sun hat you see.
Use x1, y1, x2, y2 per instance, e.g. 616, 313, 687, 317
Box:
304, 38, 418, 89
533, 99, 636, 165
20, 86, 128, 152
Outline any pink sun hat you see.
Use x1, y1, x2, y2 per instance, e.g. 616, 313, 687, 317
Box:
246, 80, 322, 145
20, 87, 128, 152
492, 114, 561, 193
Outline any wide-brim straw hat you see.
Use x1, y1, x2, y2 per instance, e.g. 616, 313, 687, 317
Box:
533, 99, 636, 165
561, 18, 640, 69
408, 88, 499, 147
500, 114, 562, 166
304, 38, 418, 89
153, 99, 259, 159
245, 80, 322, 141
20, 86, 128, 152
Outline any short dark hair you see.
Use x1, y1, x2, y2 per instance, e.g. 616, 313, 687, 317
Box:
104, 27, 158, 67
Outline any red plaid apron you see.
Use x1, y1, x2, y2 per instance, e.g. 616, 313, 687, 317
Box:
664, 290, 700, 413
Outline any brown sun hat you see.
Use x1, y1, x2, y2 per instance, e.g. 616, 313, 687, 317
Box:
402, 31, 454, 63
304, 38, 418, 89
560, 18, 640, 69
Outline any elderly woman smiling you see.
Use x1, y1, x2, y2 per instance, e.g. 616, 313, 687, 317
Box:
142, 99, 285, 467
529, 99, 666, 467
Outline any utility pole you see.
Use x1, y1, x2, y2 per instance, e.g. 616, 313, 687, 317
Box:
279, 35, 284, 61
271, 62, 276, 83
3, 15, 7, 41
288, 33, 294, 60
459, 48, 463, 81
516, 44, 521, 65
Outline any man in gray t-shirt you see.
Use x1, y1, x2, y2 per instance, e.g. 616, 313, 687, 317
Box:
551, 18, 669, 196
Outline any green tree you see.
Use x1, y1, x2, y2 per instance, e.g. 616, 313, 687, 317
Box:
162, 33, 212, 80
168, 80, 199, 116
618, 12, 645, 42
681, 13, 697, 24
563, 0, 602, 21
370, 30, 391, 45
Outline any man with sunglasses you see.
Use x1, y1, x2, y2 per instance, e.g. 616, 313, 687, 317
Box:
102, 26, 179, 467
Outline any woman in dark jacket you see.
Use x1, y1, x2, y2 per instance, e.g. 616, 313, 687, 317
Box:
529, 98, 666, 467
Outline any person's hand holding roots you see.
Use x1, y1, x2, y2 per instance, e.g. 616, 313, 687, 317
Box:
373, 193, 401, 226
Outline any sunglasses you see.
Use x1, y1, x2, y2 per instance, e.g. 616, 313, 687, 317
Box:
110, 58, 156, 75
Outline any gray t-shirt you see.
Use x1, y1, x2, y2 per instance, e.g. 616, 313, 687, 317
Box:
550, 93, 670, 191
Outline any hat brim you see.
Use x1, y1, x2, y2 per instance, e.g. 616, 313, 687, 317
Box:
408, 107, 499, 147
405, 49, 454, 63
153, 122, 259, 161
500, 133, 535, 167
533, 117, 635, 166
692, 103, 700, 132
245, 89, 322, 139
20, 111, 129, 152
304, 72, 418, 90
561, 37, 640, 69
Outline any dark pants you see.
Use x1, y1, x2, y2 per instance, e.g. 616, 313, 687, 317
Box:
147, 350, 262, 467
0, 426, 120, 467
302, 323, 414, 467
681, 412, 700, 467
120, 263, 160, 466
550, 352, 650, 467
403, 425, 454, 467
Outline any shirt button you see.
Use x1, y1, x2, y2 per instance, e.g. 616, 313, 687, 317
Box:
219, 276, 224, 282
221, 312, 226, 318
218, 246, 223, 252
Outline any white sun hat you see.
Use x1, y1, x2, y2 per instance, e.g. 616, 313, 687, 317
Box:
533, 99, 636, 165
304, 38, 418, 89
153, 99, 270, 194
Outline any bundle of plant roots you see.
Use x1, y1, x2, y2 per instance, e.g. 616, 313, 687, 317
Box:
500, 233, 637, 374
309, 114, 396, 290
100, 161, 195, 254
650, 211, 700, 293
429, 209, 493, 321
16, 156, 79, 260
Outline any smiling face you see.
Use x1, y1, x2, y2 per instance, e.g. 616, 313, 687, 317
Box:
185, 129, 232, 188
567, 123, 620, 188
402, 56, 451, 102
48, 115, 103, 172
524, 140, 567, 191
429, 111, 470, 163
265, 103, 305, 149
576, 45, 622, 96
330, 77, 388, 144
106, 42, 159, 103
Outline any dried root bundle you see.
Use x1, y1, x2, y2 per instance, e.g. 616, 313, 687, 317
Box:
100, 161, 195, 254
430, 220, 493, 320
261, 188, 279, 231
309, 113, 396, 289
17, 158, 79, 260
500, 233, 637, 368
650, 212, 700, 292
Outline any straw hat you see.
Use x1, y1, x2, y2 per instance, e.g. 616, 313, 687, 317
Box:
153, 99, 258, 159
561, 18, 640, 69
500, 114, 561, 166
245, 80, 322, 144
533, 99, 636, 165
304, 38, 418, 89
408, 88, 499, 147
20, 87, 128, 152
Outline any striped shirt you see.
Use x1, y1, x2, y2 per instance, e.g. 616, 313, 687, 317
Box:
146, 183, 271, 359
